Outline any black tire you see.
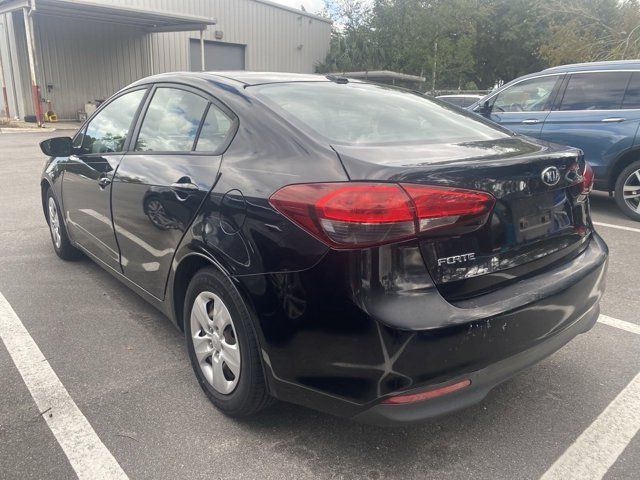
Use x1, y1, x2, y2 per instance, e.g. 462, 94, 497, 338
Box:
45, 189, 81, 260
614, 160, 640, 221
184, 267, 273, 417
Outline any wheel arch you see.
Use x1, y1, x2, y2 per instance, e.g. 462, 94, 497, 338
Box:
607, 147, 640, 191
169, 251, 274, 393
170, 252, 257, 335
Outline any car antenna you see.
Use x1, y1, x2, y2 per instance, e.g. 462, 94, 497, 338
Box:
325, 74, 349, 84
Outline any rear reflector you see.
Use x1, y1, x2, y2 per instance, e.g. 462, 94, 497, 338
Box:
269, 182, 495, 248
381, 379, 472, 405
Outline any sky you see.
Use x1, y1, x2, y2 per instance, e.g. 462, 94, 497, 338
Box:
270, 0, 326, 14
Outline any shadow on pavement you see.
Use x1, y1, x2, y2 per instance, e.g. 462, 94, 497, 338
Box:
590, 191, 631, 223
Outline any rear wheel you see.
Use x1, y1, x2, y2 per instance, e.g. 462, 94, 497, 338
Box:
184, 267, 273, 417
46, 189, 81, 260
614, 160, 640, 221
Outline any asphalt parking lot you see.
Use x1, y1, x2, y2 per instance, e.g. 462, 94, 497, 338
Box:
1, 130, 639, 480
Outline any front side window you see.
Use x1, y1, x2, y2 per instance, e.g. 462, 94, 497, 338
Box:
491, 76, 560, 113
195, 105, 233, 152
253, 82, 507, 145
135, 88, 209, 152
72, 128, 85, 149
82, 89, 146, 154
559, 72, 630, 111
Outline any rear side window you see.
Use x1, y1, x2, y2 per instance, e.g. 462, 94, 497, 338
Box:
82, 89, 146, 154
135, 88, 209, 152
195, 105, 233, 152
253, 82, 507, 145
622, 72, 640, 109
559, 72, 630, 111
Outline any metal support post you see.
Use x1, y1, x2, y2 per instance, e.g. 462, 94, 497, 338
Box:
23, 6, 42, 125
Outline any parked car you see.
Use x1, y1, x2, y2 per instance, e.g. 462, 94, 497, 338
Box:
40, 72, 607, 424
470, 60, 640, 220
436, 94, 484, 108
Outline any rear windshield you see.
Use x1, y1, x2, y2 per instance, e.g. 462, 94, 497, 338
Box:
252, 82, 508, 145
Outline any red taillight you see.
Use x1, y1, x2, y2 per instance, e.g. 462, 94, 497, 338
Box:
581, 161, 594, 194
269, 182, 495, 248
381, 379, 472, 405
401, 184, 495, 233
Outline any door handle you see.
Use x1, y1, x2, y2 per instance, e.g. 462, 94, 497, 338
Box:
170, 181, 199, 191
601, 117, 625, 123
521, 119, 540, 125
170, 177, 199, 201
97, 176, 112, 188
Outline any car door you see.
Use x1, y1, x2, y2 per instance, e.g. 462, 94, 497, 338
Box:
111, 84, 236, 299
479, 74, 563, 138
541, 71, 640, 181
62, 88, 148, 271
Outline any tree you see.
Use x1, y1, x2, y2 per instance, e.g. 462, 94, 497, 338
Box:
472, 0, 548, 88
315, 0, 381, 72
538, 0, 640, 64
315, 0, 640, 90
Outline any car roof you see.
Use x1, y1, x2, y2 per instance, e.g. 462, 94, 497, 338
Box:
541, 59, 640, 73
131, 71, 353, 88
206, 71, 338, 85
436, 94, 483, 98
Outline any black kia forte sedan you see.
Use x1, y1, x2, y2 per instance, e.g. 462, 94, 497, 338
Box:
40, 72, 608, 424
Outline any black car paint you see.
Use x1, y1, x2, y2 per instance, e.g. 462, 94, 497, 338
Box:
41, 72, 608, 423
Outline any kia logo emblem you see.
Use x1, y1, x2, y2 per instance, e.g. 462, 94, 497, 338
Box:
541, 166, 560, 186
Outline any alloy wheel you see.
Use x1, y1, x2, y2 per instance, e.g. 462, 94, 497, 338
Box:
623, 168, 640, 214
48, 197, 62, 249
190, 291, 241, 394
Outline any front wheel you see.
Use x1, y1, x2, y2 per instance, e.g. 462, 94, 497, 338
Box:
614, 160, 640, 221
184, 267, 273, 417
46, 189, 81, 260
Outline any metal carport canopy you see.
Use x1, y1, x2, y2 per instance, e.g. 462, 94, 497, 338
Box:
0, 0, 216, 124
0, 0, 217, 32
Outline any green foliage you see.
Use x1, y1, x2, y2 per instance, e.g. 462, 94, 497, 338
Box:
316, 0, 640, 90
538, 0, 640, 65
316, 0, 381, 72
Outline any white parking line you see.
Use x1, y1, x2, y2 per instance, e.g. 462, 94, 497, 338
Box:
540, 372, 640, 480
541, 314, 640, 480
0, 292, 128, 480
593, 221, 640, 234
598, 315, 640, 336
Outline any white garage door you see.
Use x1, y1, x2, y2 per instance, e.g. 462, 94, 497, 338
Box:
189, 39, 246, 71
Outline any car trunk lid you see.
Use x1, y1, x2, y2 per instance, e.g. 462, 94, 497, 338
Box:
332, 137, 592, 301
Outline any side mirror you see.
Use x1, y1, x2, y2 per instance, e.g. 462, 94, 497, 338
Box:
40, 137, 73, 157
473, 100, 491, 115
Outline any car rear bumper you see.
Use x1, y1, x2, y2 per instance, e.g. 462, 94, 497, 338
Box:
241, 233, 608, 423
354, 300, 599, 425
